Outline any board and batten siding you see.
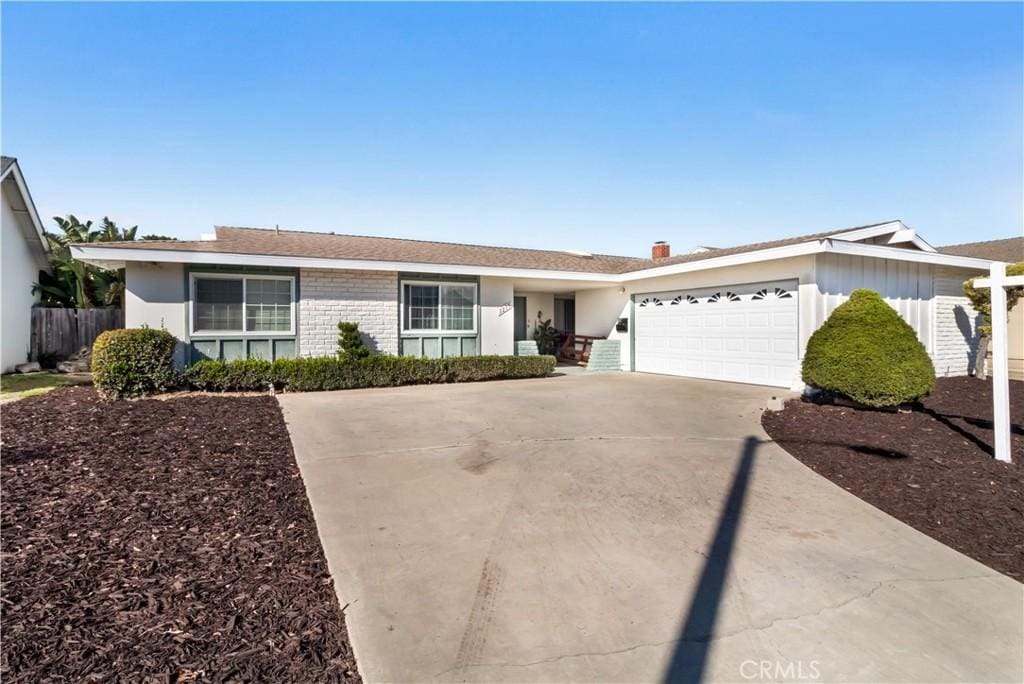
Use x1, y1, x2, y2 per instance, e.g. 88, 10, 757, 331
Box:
813, 254, 985, 377
932, 265, 984, 377
299, 268, 399, 356
814, 253, 935, 352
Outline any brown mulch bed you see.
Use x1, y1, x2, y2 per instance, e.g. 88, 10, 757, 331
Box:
1, 387, 360, 683
763, 376, 1023, 581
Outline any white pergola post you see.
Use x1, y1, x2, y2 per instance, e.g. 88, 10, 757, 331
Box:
974, 262, 1022, 463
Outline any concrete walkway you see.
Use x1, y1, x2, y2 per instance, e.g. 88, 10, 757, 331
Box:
279, 373, 1023, 683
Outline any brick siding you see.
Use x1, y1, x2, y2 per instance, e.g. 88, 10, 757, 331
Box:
932, 266, 983, 377
298, 269, 398, 356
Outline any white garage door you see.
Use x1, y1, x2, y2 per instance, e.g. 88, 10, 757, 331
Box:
634, 280, 799, 387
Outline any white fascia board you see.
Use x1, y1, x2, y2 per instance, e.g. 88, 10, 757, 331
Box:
75, 240, 829, 284
904, 233, 937, 252
830, 221, 938, 253
829, 221, 905, 242
73, 234, 992, 286
70, 244, 624, 282
616, 240, 826, 281
822, 239, 994, 269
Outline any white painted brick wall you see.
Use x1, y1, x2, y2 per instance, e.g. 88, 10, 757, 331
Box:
299, 269, 398, 356
932, 266, 983, 377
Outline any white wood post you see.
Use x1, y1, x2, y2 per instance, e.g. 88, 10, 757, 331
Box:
988, 263, 1011, 463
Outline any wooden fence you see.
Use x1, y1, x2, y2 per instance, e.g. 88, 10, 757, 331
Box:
30, 307, 124, 361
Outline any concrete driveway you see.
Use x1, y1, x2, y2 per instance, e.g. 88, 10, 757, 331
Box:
279, 373, 1023, 683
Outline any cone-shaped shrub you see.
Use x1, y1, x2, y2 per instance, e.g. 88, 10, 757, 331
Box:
802, 288, 935, 407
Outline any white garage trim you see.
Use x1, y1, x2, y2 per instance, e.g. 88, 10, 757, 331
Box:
633, 279, 799, 388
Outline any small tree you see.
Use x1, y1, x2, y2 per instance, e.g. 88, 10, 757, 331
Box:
337, 321, 371, 360
963, 261, 1024, 379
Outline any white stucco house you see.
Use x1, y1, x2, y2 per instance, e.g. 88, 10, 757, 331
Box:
71, 220, 1004, 389
1, 156, 48, 373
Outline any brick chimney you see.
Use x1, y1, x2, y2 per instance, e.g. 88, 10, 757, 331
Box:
652, 241, 670, 259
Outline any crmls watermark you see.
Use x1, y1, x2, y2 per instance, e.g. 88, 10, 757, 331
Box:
739, 659, 821, 681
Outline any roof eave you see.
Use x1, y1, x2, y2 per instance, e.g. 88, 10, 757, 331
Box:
72, 235, 996, 283
1, 160, 48, 261
69, 244, 625, 282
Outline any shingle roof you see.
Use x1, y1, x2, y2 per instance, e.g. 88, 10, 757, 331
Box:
616, 225, 873, 272
84, 220, 902, 274
97, 226, 647, 274
938, 237, 1023, 263
1, 156, 16, 176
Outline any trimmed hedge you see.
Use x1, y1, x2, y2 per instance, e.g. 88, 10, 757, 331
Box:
184, 354, 556, 393
92, 328, 179, 399
802, 288, 935, 407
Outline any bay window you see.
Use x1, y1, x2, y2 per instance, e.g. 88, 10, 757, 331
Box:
402, 282, 477, 333
192, 274, 295, 335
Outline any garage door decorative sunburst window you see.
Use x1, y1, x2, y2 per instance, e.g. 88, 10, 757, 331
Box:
753, 287, 794, 300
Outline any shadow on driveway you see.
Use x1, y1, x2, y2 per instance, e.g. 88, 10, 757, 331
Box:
664, 436, 758, 683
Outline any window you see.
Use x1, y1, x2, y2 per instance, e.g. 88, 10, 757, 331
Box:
192, 274, 294, 335
195, 278, 243, 332
246, 278, 292, 332
402, 282, 477, 333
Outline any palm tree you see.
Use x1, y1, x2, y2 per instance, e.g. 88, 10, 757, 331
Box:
34, 215, 141, 308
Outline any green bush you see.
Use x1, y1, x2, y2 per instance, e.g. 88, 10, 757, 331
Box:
183, 358, 274, 392
92, 327, 179, 399
337, 321, 371, 360
802, 288, 935, 407
184, 354, 556, 393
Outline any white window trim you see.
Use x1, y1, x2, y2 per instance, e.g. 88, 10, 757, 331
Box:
400, 280, 478, 336
189, 272, 296, 337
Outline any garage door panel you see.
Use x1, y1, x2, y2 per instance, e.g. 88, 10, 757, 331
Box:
634, 280, 798, 388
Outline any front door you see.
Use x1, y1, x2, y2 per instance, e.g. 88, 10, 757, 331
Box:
513, 296, 527, 341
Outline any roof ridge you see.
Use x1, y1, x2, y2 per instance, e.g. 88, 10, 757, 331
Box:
214, 225, 647, 261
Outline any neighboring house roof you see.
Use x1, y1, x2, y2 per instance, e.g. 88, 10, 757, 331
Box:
939, 237, 1024, 263
73, 219, 994, 282
0, 156, 49, 268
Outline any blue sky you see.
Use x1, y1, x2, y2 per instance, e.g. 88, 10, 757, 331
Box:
3, 2, 1021, 256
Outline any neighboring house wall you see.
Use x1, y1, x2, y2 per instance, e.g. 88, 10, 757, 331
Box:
299, 268, 398, 356
479, 277, 514, 356
125, 262, 188, 367
1008, 306, 1024, 381
932, 266, 984, 377
1, 184, 44, 371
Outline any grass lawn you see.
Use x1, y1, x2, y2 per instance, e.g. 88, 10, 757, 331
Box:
0, 372, 91, 401
1, 386, 360, 682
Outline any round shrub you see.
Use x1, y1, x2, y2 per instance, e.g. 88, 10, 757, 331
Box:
92, 327, 179, 399
802, 289, 935, 407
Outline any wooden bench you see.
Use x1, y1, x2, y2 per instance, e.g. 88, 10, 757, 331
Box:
558, 334, 605, 366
